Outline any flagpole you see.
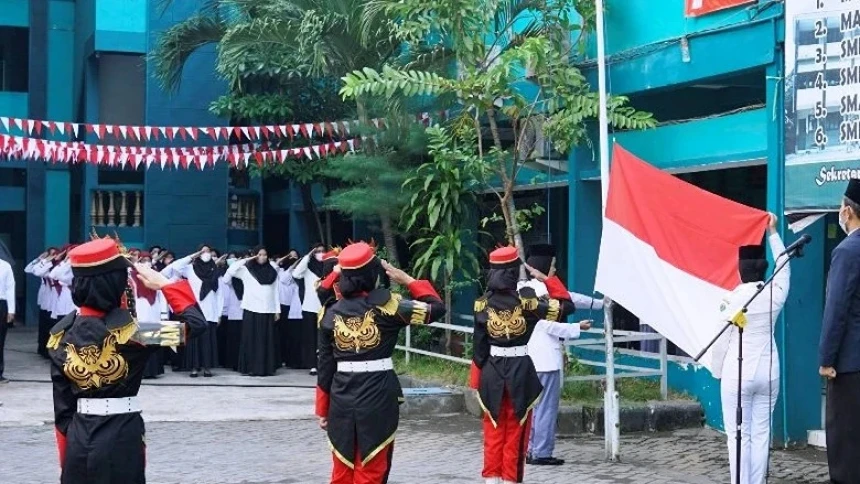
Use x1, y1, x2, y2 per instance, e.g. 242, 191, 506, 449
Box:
595, 0, 620, 462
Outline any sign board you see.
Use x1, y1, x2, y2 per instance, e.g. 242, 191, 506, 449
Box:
786, 0, 860, 211
685, 0, 754, 17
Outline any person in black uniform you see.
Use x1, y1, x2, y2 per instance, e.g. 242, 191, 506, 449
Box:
316, 242, 445, 483
47, 237, 207, 484
470, 246, 575, 484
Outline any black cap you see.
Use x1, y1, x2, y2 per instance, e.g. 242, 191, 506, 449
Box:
845, 179, 860, 205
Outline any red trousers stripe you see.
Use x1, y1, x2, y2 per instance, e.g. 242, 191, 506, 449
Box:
482, 393, 533, 483
331, 442, 394, 484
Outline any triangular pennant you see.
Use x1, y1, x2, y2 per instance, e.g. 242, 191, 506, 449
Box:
56, 122, 65, 136
144, 126, 152, 140
304, 123, 315, 138
303, 146, 313, 160
254, 151, 264, 167
279, 125, 289, 137
132, 126, 142, 141
242, 152, 252, 167
0, 117, 8, 131
312, 144, 321, 158
33, 120, 43, 136
45, 121, 55, 135
119, 126, 128, 139
233, 127, 242, 139
220, 127, 229, 140
105, 125, 114, 138
252, 126, 261, 139
266, 126, 277, 138
186, 127, 197, 141
292, 124, 301, 137
13, 118, 23, 130
166, 128, 175, 141
241, 127, 251, 140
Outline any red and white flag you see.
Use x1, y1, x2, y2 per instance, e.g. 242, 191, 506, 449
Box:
685, 0, 753, 17
594, 145, 768, 368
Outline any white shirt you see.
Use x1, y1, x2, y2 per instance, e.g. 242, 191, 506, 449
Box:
291, 254, 321, 313
25, 257, 50, 310
49, 261, 77, 318
30, 259, 55, 311
220, 275, 244, 321
164, 256, 224, 323
130, 271, 167, 322
224, 259, 280, 315
517, 279, 603, 372
712, 233, 790, 381
0, 259, 15, 315
277, 268, 304, 319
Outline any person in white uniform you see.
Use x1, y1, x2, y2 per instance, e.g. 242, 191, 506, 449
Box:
518, 244, 599, 466
25, 248, 57, 358
291, 244, 325, 375
49, 251, 78, 323
219, 253, 245, 371
163, 245, 224, 377
132, 252, 168, 379
275, 250, 303, 368
712, 213, 789, 484
0, 254, 15, 383
226, 246, 281, 376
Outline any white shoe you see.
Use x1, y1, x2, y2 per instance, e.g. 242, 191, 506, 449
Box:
485, 479, 501, 484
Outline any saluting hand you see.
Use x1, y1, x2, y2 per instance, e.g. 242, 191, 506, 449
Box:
579, 320, 593, 331
135, 263, 171, 290
381, 260, 414, 286
524, 263, 548, 282
819, 366, 837, 380
767, 212, 778, 235
318, 417, 328, 430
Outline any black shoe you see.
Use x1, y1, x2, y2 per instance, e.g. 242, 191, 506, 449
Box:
203, 370, 213, 377
190, 371, 199, 378
530, 457, 565, 466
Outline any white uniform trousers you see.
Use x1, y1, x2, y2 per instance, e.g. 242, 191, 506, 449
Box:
720, 359, 779, 484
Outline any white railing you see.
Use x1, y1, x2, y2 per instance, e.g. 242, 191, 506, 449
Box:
396, 313, 669, 400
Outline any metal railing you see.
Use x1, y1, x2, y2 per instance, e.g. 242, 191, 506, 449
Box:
396, 314, 669, 400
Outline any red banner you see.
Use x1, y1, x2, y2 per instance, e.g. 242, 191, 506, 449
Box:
685, 0, 754, 17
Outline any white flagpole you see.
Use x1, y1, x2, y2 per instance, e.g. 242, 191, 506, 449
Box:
595, 0, 620, 462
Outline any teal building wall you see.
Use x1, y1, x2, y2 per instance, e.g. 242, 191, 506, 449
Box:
563, 0, 824, 446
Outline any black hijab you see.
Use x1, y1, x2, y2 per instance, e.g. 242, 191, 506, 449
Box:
339, 258, 384, 296
71, 269, 130, 313
308, 244, 325, 278
192, 247, 219, 300
485, 266, 520, 294
246, 246, 277, 285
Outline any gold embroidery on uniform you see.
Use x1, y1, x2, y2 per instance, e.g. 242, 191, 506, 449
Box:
47, 330, 65, 350
317, 307, 326, 328
333, 310, 381, 352
486, 306, 527, 339
110, 321, 137, 345
376, 293, 402, 316
409, 301, 429, 325
474, 298, 487, 312
520, 297, 538, 311
63, 334, 129, 390
545, 299, 561, 322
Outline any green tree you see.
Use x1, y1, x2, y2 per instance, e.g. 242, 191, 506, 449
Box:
151, 0, 424, 257
403, 126, 483, 343
342, 0, 656, 255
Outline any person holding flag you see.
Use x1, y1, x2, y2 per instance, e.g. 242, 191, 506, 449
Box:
711, 213, 789, 484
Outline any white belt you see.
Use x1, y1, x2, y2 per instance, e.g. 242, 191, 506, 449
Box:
337, 358, 394, 373
76, 397, 142, 416
491, 345, 529, 357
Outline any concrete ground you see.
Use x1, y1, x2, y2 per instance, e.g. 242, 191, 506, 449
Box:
0, 327, 830, 483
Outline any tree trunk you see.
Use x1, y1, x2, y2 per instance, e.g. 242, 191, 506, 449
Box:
300, 183, 326, 245
486, 109, 524, 257
380, 212, 400, 267
444, 281, 452, 355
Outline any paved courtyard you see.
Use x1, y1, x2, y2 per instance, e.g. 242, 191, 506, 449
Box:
0, 328, 830, 483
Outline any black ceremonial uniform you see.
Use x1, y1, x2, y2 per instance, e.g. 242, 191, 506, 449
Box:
316, 283, 444, 473
471, 277, 574, 426
48, 240, 206, 484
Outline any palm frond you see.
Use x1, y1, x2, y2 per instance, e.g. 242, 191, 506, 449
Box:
149, 13, 228, 92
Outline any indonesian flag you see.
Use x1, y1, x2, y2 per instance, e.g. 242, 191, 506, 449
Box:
594, 145, 768, 370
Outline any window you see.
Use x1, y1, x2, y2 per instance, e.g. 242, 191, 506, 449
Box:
0, 27, 29, 92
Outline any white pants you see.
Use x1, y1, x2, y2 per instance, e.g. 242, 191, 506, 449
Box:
720, 361, 779, 484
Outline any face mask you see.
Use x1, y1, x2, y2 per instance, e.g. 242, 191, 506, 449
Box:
257, 256, 268, 264
840, 208, 850, 235
227, 258, 237, 266
200, 253, 212, 263
141, 261, 152, 268
315, 253, 324, 262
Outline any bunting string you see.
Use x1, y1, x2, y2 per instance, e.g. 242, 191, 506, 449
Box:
0, 133, 358, 170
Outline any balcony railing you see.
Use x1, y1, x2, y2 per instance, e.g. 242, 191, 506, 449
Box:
228, 193, 258, 231
91, 188, 144, 228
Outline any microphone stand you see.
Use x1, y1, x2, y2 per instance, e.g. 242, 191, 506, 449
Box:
693, 244, 802, 484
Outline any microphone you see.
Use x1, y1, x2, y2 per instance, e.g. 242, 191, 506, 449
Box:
779, 234, 812, 256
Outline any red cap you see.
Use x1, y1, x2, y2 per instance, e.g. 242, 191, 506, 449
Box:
338, 242, 375, 271
322, 247, 341, 261
489, 246, 521, 268
68, 238, 130, 277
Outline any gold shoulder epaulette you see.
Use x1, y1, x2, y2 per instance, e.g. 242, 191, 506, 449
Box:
474, 298, 487, 312
317, 307, 326, 328
46, 330, 65, 351
376, 293, 402, 316
520, 297, 538, 311
109, 321, 138, 345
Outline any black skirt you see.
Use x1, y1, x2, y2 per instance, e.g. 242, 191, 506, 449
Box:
237, 310, 278, 376
284, 314, 303, 369
299, 311, 318, 370
142, 350, 164, 379
826, 371, 860, 482
62, 413, 145, 484
183, 321, 217, 371
216, 316, 228, 368
223, 319, 242, 371
38, 309, 51, 358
